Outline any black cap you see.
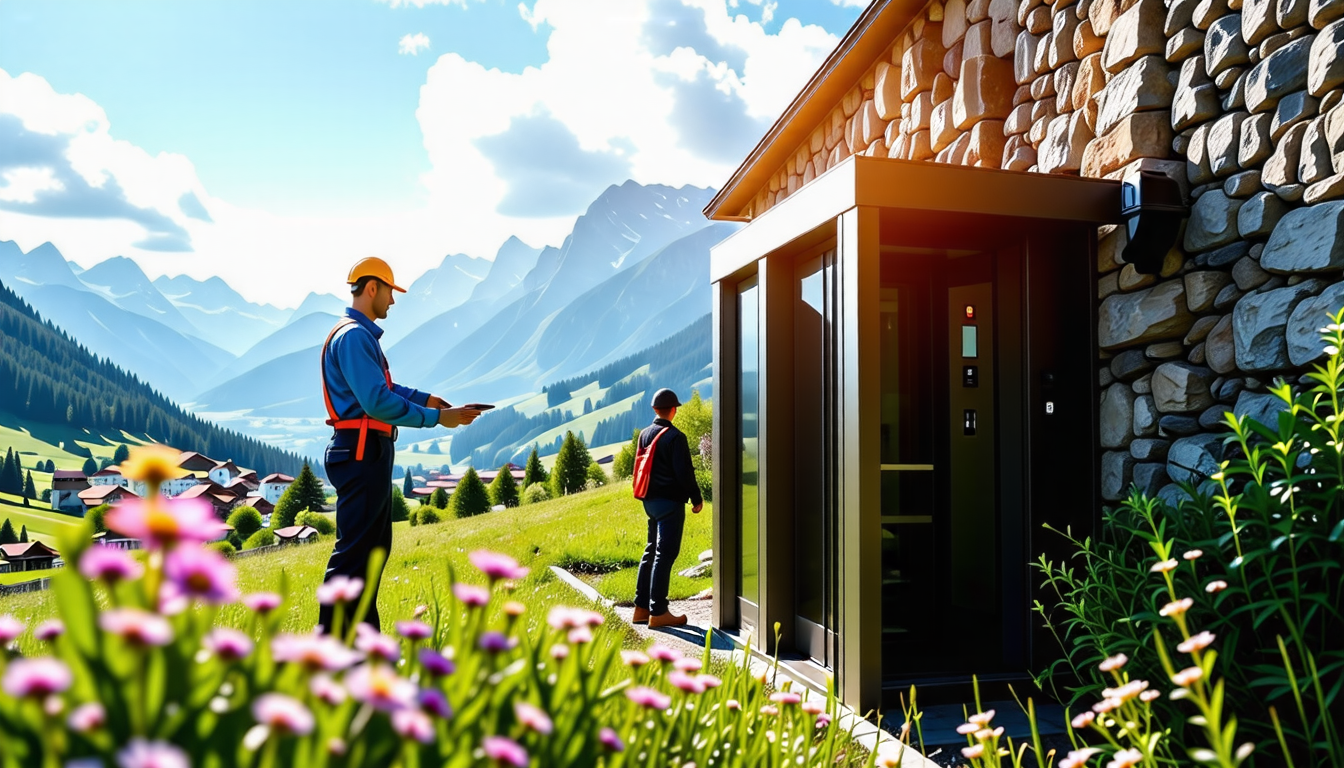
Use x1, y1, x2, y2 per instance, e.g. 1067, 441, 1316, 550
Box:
651, 388, 681, 409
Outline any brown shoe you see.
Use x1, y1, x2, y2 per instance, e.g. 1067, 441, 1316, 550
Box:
632, 607, 650, 624
649, 611, 687, 628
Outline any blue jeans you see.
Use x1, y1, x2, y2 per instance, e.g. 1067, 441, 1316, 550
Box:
635, 499, 685, 615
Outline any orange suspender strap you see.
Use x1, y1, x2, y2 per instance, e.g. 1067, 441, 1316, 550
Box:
320, 319, 395, 461
632, 427, 670, 499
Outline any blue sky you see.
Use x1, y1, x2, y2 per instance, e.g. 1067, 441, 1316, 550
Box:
0, 0, 866, 304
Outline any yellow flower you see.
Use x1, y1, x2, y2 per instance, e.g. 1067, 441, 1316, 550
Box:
120, 444, 186, 485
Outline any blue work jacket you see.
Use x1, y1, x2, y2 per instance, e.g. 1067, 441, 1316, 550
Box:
323, 308, 439, 428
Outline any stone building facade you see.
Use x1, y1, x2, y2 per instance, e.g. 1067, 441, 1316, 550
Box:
720, 0, 1344, 505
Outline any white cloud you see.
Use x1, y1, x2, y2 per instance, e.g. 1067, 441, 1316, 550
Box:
398, 32, 432, 55
0, 1, 844, 306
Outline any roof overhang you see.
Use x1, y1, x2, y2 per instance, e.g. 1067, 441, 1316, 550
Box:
704, 0, 915, 220
710, 155, 1124, 282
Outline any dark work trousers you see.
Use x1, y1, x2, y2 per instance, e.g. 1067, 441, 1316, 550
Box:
634, 498, 685, 615
317, 430, 394, 633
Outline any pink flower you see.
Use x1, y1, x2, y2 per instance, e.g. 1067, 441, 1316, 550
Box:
599, 727, 624, 752
673, 657, 703, 672
479, 631, 517, 654
1071, 711, 1096, 729
1098, 653, 1127, 672
550, 643, 570, 660
1171, 666, 1204, 686
1205, 580, 1228, 594
469, 550, 530, 581
1140, 689, 1161, 702
1182, 549, 1203, 561
165, 545, 239, 604
100, 609, 173, 647
344, 662, 417, 711
1160, 598, 1193, 617
816, 712, 832, 728
968, 709, 995, 725
626, 686, 671, 710
454, 583, 490, 608
316, 576, 364, 605
962, 744, 985, 759
355, 624, 400, 663
0, 615, 25, 644
396, 620, 433, 641
1177, 631, 1216, 654
567, 626, 593, 645
769, 691, 802, 705
1107, 748, 1144, 768
698, 674, 722, 689
310, 674, 348, 706
419, 647, 456, 677
620, 650, 650, 667
68, 702, 106, 733
116, 739, 190, 768
1150, 558, 1178, 573
647, 644, 681, 663
253, 693, 314, 736
106, 497, 221, 549
802, 701, 825, 716
204, 628, 254, 662
271, 633, 362, 672
760, 704, 779, 716
1059, 748, 1101, 768
482, 735, 529, 767
80, 546, 143, 583
2, 657, 72, 698
419, 688, 452, 719
668, 670, 706, 694
515, 701, 554, 734
35, 620, 64, 642
392, 708, 435, 743
243, 592, 283, 613
503, 601, 526, 617
546, 605, 603, 630
957, 723, 979, 735
726, 699, 740, 710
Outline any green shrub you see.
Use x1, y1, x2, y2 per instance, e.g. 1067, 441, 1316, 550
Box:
452, 468, 491, 518
489, 464, 520, 508
86, 504, 109, 533
1036, 313, 1344, 765
550, 431, 591, 497
429, 487, 450, 510
207, 540, 236, 556
585, 462, 607, 490
521, 483, 551, 506
417, 506, 443, 525
391, 486, 411, 522
408, 508, 419, 526
672, 389, 711, 456
295, 510, 335, 536
612, 431, 636, 480
225, 506, 263, 540
242, 528, 275, 550
694, 465, 713, 503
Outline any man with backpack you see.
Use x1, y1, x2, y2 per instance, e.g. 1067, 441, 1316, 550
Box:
631, 388, 704, 628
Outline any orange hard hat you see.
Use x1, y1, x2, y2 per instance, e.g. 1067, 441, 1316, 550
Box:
347, 257, 407, 293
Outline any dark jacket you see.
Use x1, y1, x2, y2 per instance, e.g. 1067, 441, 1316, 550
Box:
638, 419, 703, 507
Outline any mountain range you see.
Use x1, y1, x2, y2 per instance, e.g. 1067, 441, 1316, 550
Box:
0, 180, 731, 460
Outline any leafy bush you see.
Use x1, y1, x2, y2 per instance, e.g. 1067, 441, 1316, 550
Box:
207, 540, 236, 556
1035, 312, 1344, 765
408, 508, 419, 526
242, 528, 275, 550
672, 389, 711, 456
85, 504, 109, 534
429, 487, 449, 510
391, 486, 411, 523
612, 432, 636, 480
417, 506, 443, 525
694, 466, 713, 503
295, 510, 335, 536
225, 506, 263, 540
521, 482, 551, 506
451, 468, 491, 518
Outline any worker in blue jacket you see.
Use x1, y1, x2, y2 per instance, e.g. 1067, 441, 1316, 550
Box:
632, 388, 704, 629
317, 257, 483, 633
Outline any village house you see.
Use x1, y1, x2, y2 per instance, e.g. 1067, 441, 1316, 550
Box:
273, 525, 320, 545
50, 470, 90, 513
232, 495, 275, 518
77, 484, 137, 512
705, 0, 1344, 711
87, 466, 126, 488
208, 460, 244, 486
259, 473, 294, 505
0, 541, 60, 573
176, 482, 238, 519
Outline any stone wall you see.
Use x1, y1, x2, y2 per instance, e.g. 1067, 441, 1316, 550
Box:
741, 0, 1344, 504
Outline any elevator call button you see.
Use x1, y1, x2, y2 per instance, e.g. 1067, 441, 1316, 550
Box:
963, 365, 979, 387
963, 409, 977, 436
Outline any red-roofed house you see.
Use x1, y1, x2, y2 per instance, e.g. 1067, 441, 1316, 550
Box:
232, 496, 275, 516
177, 482, 237, 518
51, 470, 90, 512
209, 460, 248, 486
260, 473, 294, 504
78, 484, 137, 511
0, 541, 60, 573
89, 466, 126, 488
274, 525, 320, 544
176, 451, 217, 472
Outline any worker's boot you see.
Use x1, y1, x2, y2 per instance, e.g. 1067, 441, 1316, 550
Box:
649, 611, 687, 628
632, 607, 650, 624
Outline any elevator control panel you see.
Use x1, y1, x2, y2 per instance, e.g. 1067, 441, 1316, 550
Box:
963, 365, 979, 387
963, 409, 977, 435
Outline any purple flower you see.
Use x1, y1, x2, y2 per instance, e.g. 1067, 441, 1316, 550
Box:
419, 647, 456, 677
668, 671, 706, 694
2, 657, 72, 698
35, 620, 64, 642
271, 633, 362, 672
453, 583, 490, 608
625, 686, 671, 710
316, 576, 364, 605
310, 674, 348, 706
204, 628, 254, 662
355, 624, 400, 663
0, 615, 25, 645
116, 738, 190, 768
392, 708, 435, 743
105, 496, 223, 549
344, 662, 417, 711
599, 727, 624, 752
515, 701, 553, 734
479, 631, 517, 654
100, 609, 173, 647
242, 592, 283, 613
164, 545, 239, 604
79, 546, 143, 584
419, 688, 452, 719
253, 693, 315, 736
396, 620, 433, 641
469, 550, 530, 581
68, 702, 106, 733
647, 644, 681, 663
482, 735, 529, 767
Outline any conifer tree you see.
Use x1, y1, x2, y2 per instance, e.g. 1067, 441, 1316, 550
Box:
18, 525, 27, 543
82, 457, 98, 476
427, 441, 441, 455
24, 471, 36, 499
1, 448, 17, 494
112, 443, 130, 465
391, 487, 410, 523
429, 488, 450, 510
402, 471, 414, 498
452, 467, 491, 518
488, 464, 520, 508
270, 463, 326, 530
523, 446, 548, 489
0, 519, 16, 545
550, 432, 592, 497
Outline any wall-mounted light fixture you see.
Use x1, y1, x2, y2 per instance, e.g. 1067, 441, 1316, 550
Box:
1120, 170, 1187, 275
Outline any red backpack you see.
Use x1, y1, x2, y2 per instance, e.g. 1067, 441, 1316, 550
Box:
631, 427, 670, 500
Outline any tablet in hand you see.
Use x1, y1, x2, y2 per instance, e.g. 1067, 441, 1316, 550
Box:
461, 403, 495, 411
